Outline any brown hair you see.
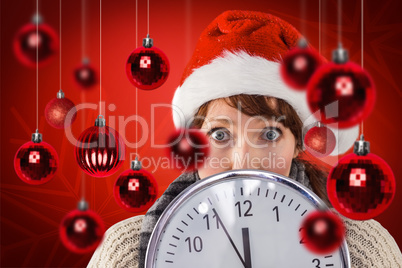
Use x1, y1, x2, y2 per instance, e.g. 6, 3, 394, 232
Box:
191, 94, 330, 205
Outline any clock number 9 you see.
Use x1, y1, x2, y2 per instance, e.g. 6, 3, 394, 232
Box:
185, 236, 203, 253
235, 200, 253, 217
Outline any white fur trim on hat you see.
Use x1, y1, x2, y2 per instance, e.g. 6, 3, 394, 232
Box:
172, 51, 358, 155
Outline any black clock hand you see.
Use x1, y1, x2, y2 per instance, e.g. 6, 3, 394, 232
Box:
212, 208, 247, 267
242, 228, 252, 268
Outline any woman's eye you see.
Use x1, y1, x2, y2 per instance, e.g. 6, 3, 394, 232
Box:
209, 128, 230, 142
262, 128, 281, 141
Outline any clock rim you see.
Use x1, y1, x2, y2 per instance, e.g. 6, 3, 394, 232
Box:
145, 169, 351, 268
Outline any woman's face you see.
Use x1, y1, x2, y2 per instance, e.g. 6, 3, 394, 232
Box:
197, 99, 299, 179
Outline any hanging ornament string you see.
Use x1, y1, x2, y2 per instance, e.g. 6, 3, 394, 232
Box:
81, 0, 86, 59
75, 0, 96, 89
81, 94, 86, 201
36, 0, 39, 131
136, 0, 138, 156
337, 0, 342, 45
318, 0, 321, 55
300, 0, 306, 37
361, 0, 364, 136
99, 0, 102, 115
59, 0, 62, 91
80, 0, 86, 196
147, 0, 150, 35
44, 0, 76, 129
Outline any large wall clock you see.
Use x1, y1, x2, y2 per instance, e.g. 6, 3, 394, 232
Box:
145, 170, 350, 267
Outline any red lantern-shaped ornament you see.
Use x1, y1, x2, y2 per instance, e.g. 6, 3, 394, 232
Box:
114, 158, 158, 212
327, 135, 395, 220
167, 128, 209, 171
300, 211, 345, 254
59, 199, 105, 254
280, 39, 322, 90
307, 44, 376, 128
126, 35, 169, 90
45, 89, 77, 129
13, 14, 58, 68
74, 58, 97, 89
304, 122, 336, 157
75, 115, 125, 177
14, 130, 58, 185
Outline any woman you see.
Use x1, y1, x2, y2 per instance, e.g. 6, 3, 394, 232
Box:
88, 11, 401, 268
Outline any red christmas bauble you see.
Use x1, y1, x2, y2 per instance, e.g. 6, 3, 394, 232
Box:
280, 47, 321, 90
114, 166, 158, 212
13, 22, 58, 68
75, 118, 125, 177
307, 61, 375, 128
74, 63, 97, 89
304, 125, 336, 157
45, 95, 77, 129
167, 129, 209, 171
126, 46, 169, 90
327, 153, 395, 220
59, 209, 105, 254
14, 141, 58, 185
300, 211, 345, 254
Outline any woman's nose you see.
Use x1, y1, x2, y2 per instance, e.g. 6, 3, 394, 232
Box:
230, 139, 251, 170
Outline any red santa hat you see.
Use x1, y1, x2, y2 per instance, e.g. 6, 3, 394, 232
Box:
172, 10, 359, 155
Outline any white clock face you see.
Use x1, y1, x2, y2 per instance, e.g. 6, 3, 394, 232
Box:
146, 170, 350, 268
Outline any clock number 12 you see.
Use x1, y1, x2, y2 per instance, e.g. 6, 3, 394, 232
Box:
235, 200, 253, 217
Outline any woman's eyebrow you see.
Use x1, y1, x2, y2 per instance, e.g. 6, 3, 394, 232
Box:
206, 118, 231, 126
267, 120, 285, 128
247, 117, 285, 128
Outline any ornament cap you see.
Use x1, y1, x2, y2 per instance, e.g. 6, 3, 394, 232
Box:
31, 13, 43, 24
332, 43, 349, 64
82, 57, 90, 65
78, 199, 89, 211
354, 134, 370, 156
57, 89, 65, 99
31, 129, 43, 143
94, 115, 106, 127
143, 34, 153, 48
131, 157, 142, 170
297, 38, 308, 49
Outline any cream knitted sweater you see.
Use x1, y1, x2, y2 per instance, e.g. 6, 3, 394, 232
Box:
87, 214, 402, 268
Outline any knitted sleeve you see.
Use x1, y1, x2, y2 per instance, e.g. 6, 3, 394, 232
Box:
342, 216, 402, 268
86, 215, 144, 268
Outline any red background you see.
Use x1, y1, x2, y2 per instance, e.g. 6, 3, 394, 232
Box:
1, 0, 401, 266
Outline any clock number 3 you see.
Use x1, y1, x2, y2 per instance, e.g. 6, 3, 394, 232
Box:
235, 200, 253, 217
